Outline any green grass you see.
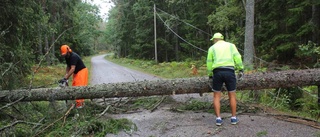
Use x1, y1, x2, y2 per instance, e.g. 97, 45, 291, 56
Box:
27, 64, 65, 88
28, 55, 93, 88
105, 54, 207, 79
256, 130, 268, 137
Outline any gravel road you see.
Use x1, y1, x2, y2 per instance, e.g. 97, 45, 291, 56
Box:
90, 54, 320, 137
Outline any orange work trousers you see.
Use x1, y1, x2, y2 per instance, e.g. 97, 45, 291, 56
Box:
72, 68, 88, 108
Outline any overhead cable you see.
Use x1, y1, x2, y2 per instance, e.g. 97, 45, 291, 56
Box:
156, 7, 212, 36
156, 6, 269, 64
156, 12, 207, 53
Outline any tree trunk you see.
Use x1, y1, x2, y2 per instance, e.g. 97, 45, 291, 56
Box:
1, 69, 320, 102
244, 0, 255, 69
51, 35, 55, 65
174, 25, 179, 61
45, 33, 50, 65
37, 23, 43, 63
311, 4, 320, 44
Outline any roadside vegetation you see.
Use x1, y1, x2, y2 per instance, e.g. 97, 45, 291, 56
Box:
106, 55, 320, 122
0, 56, 136, 136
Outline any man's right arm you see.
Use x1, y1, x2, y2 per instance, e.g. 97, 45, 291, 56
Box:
207, 47, 214, 77
65, 66, 70, 74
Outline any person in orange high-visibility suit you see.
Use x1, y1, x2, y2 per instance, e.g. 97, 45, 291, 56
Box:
59, 44, 88, 108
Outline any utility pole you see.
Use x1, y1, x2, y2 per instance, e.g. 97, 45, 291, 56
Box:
154, 4, 158, 63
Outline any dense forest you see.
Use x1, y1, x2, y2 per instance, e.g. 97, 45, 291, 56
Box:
1, 0, 320, 90
105, 0, 320, 66
0, 0, 103, 90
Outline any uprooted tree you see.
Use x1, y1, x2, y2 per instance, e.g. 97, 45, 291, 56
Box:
0, 69, 320, 103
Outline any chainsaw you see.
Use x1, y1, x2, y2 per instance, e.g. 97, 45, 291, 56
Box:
59, 80, 69, 87
58, 79, 74, 109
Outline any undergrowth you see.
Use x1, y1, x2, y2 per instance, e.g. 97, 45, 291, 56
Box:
0, 101, 137, 137
0, 55, 137, 136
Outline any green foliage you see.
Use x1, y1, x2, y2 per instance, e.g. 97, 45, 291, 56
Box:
132, 97, 162, 110
0, 0, 39, 90
238, 87, 319, 121
295, 86, 320, 118
255, 0, 317, 63
274, 87, 303, 110
296, 41, 320, 67
0, 56, 96, 136
0, 100, 136, 136
106, 0, 215, 62
27, 65, 65, 88
103, 118, 137, 135
104, 0, 320, 67
256, 130, 268, 137
177, 100, 212, 111
46, 117, 136, 136
207, 0, 244, 33
0, 1, 102, 90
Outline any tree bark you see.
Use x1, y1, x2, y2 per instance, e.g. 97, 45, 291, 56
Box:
45, 33, 50, 65
1, 69, 320, 102
244, 0, 255, 69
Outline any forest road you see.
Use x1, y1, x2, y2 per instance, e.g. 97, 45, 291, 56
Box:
90, 54, 320, 137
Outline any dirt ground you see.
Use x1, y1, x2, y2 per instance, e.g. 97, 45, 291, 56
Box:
104, 93, 320, 137
90, 55, 320, 137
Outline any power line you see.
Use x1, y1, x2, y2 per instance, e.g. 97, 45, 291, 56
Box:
156, 7, 212, 36
156, 12, 207, 53
156, 7, 270, 65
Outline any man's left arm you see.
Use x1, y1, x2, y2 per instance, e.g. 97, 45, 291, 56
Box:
232, 45, 244, 71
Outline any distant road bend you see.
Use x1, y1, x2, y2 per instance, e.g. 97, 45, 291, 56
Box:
90, 54, 159, 85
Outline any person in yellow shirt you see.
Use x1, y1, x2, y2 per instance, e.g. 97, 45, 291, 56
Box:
207, 33, 244, 126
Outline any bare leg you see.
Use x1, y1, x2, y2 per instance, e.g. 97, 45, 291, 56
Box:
228, 91, 237, 117
213, 91, 222, 117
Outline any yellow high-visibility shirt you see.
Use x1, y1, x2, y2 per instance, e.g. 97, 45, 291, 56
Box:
206, 40, 244, 76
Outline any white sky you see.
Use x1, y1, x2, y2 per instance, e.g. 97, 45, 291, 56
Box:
89, 0, 114, 19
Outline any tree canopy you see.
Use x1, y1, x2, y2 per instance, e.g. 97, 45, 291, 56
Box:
105, 0, 320, 66
0, 0, 103, 90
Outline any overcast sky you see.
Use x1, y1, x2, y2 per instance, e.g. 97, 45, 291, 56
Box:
90, 0, 114, 19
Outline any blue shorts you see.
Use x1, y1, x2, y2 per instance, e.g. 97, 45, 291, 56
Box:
211, 68, 236, 92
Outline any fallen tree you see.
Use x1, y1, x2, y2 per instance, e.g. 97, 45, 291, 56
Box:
0, 69, 320, 102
